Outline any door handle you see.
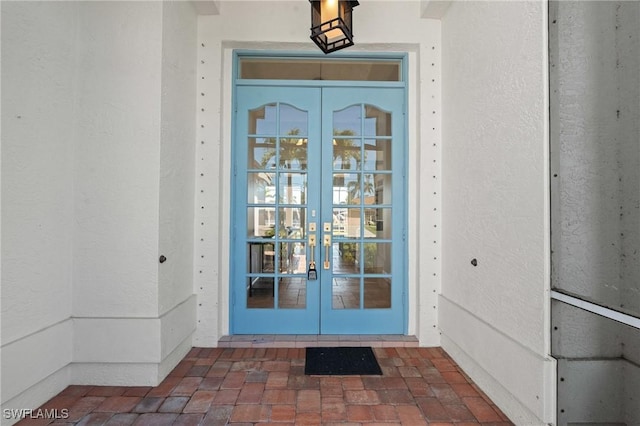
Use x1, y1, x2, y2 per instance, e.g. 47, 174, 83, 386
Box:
308, 234, 317, 264
308, 233, 317, 280
323, 234, 331, 270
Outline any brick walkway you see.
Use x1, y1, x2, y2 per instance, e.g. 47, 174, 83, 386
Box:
17, 346, 513, 425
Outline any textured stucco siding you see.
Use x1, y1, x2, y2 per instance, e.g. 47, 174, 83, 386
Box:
1, 1, 78, 412
73, 2, 163, 319
441, 2, 554, 424
1, 2, 199, 421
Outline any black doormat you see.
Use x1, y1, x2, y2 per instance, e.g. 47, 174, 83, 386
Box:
304, 347, 383, 375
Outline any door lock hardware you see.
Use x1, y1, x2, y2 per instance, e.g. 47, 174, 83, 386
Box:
309, 222, 316, 232
323, 222, 331, 232
308, 261, 317, 280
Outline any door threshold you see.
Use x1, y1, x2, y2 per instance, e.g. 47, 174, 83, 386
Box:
218, 334, 418, 348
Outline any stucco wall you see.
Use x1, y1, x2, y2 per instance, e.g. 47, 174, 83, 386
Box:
71, 0, 198, 383
1, 0, 77, 415
71, 1, 165, 381
73, 2, 162, 320
159, 0, 197, 319
440, 1, 554, 424
158, 0, 198, 373
1, 1, 198, 420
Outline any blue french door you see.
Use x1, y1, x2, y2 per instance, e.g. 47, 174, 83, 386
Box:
232, 85, 405, 334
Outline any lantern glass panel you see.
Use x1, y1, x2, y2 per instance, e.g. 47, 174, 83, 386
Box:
321, 0, 339, 23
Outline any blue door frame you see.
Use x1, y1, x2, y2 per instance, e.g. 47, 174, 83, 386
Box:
231, 53, 408, 335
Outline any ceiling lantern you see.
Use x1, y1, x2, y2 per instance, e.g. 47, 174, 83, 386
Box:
309, 0, 359, 54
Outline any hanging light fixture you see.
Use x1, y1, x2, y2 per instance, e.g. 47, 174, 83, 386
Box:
309, 0, 359, 54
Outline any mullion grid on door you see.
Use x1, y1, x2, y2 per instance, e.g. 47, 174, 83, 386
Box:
330, 103, 394, 311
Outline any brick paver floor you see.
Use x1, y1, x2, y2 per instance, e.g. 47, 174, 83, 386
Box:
16, 346, 514, 425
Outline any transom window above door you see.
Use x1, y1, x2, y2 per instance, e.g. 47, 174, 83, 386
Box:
238, 57, 402, 81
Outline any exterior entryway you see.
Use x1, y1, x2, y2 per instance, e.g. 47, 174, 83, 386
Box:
23, 346, 514, 424
231, 60, 406, 335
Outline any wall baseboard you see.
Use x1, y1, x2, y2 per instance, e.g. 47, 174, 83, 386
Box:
0, 365, 71, 426
439, 295, 556, 425
1, 320, 73, 403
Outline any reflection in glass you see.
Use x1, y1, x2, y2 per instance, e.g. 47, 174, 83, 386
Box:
364, 243, 391, 274
332, 277, 360, 309
364, 278, 391, 308
246, 241, 275, 274
364, 139, 391, 171
333, 173, 360, 205
244, 99, 398, 316
333, 105, 361, 136
364, 105, 391, 136
280, 138, 308, 170
278, 173, 306, 204
278, 242, 306, 275
248, 138, 277, 169
247, 172, 275, 204
247, 207, 277, 238
362, 174, 377, 204
364, 174, 391, 205
363, 208, 391, 239
279, 104, 308, 136
247, 276, 274, 308
279, 277, 306, 309
248, 104, 276, 134
333, 137, 361, 170
246, 239, 275, 309
333, 208, 360, 238
333, 242, 359, 274
277, 207, 306, 239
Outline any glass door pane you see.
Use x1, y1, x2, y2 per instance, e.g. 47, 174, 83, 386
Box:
320, 87, 404, 334
233, 86, 321, 334
329, 104, 393, 310
247, 104, 309, 309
